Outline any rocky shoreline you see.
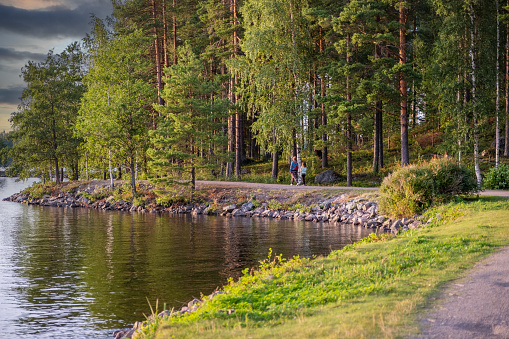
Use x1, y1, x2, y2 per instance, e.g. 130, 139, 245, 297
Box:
3, 183, 424, 234
3, 182, 427, 339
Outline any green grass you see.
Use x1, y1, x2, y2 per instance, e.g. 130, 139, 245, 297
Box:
135, 197, 509, 339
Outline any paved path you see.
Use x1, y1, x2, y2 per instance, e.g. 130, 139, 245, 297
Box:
418, 246, 509, 338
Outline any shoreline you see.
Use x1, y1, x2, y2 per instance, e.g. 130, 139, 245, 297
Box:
3, 180, 429, 339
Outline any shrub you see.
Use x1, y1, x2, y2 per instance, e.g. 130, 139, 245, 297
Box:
484, 164, 509, 189
379, 158, 477, 217
22, 181, 58, 199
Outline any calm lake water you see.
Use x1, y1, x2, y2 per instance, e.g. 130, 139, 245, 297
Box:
0, 177, 372, 338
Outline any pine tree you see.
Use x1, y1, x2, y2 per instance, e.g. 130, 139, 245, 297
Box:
149, 42, 228, 191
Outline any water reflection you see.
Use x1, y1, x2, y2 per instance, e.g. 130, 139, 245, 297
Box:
0, 178, 373, 338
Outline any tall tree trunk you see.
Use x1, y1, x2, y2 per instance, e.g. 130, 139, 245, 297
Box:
320, 34, 328, 168
506, 0, 509, 157
130, 157, 137, 196
227, 114, 234, 178
173, 0, 177, 65
271, 128, 279, 180
54, 157, 60, 184
51, 104, 60, 184
496, 0, 500, 167
470, 2, 482, 187
412, 16, 417, 128
373, 43, 383, 172
457, 73, 463, 163
377, 102, 383, 168
152, 0, 164, 105
399, 0, 409, 166
85, 153, 89, 181
235, 108, 242, 177
346, 32, 352, 187
108, 149, 114, 188
162, 0, 169, 67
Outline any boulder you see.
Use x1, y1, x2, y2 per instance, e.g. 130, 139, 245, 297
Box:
241, 201, 254, 212
223, 204, 236, 212
314, 170, 342, 184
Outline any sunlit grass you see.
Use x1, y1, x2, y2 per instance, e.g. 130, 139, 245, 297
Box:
134, 197, 509, 339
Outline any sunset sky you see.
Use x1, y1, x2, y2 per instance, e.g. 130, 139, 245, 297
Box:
0, 0, 113, 132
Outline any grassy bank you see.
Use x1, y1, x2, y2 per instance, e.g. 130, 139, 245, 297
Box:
134, 197, 509, 339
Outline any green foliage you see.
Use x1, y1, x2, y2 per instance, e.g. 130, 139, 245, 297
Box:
22, 182, 58, 199
287, 203, 311, 213
379, 157, 477, 217
483, 164, 509, 189
267, 199, 283, 210
149, 42, 228, 190
153, 189, 189, 206
9, 43, 85, 181
77, 26, 153, 195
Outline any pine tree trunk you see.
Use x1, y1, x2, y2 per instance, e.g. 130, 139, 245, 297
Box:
173, 0, 177, 65
320, 36, 328, 168
377, 101, 383, 168
373, 44, 383, 172
470, 2, 482, 187
346, 32, 352, 187
496, 0, 500, 167
399, 0, 409, 166
235, 108, 242, 177
505, 0, 509, 157
162, 0, 169, 67
152, 0, 164, 105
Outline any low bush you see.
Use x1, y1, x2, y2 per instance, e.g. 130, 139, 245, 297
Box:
483, 163, 509, 189
379, 157, 477, 217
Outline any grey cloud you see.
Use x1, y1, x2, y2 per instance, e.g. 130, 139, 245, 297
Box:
0, 2, 112, 39
0, 47, 46, 62
0, 87, 24, 105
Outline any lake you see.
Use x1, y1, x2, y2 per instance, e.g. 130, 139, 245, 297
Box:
0, 177, 372, 338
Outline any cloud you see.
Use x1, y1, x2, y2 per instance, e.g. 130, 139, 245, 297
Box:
0, 87, 24, 105
0, 2, 111, 39
0, 47, 46, 62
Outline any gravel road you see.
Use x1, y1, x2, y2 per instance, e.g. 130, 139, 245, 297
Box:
418, 246, 509, 339
197, 181, 509, 197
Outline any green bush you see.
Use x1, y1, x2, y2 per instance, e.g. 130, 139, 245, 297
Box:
379, 158, 477, 217
484, 164, 509, 189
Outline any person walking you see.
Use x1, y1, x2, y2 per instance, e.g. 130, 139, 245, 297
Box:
300, 161, 307, 186
290, 156, 299, 185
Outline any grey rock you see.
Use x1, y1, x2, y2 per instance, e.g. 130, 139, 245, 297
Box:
223, 204, 236, 212
188, 298, 201, 309
241, 201, 254, 212
314, 169, 342, 184
231, 209, 246, 217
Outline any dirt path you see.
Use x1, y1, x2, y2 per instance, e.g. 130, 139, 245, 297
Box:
196, 180, 379, 191
197, 181, 509, 197
418, 246, 509, 338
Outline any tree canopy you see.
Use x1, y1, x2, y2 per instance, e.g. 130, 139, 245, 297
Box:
6, 0, 509, 191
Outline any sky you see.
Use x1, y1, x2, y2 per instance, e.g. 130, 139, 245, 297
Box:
0, 0, 113, 132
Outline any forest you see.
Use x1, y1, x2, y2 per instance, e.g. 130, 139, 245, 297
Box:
3, 0, 509, 195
